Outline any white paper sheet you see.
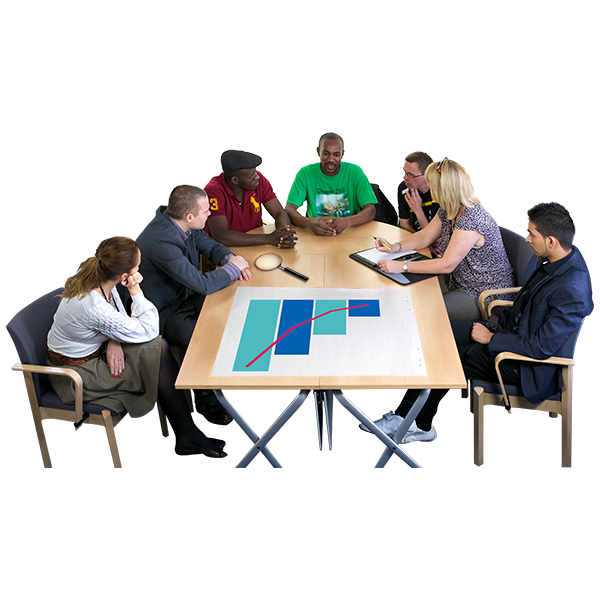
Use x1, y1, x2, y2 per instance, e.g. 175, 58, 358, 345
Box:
212, 287, 426, 378
355, 247, 417, 264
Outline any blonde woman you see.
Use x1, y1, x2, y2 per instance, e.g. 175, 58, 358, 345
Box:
375, 158, 514, 320
47, 236, 226, 458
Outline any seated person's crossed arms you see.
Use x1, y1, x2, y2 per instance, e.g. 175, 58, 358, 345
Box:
285, 132, 376, 236
204, 150, 297, 249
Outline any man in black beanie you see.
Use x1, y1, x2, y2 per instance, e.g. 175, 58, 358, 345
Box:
204, 150, 296, 248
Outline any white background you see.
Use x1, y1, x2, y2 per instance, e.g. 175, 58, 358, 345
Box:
0, 0, 598, 600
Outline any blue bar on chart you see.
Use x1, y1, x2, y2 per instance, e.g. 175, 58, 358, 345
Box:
313, 299, 347, 335
274, 299, 314, 355
348, 299, 380, 317
233, 299, 281, 371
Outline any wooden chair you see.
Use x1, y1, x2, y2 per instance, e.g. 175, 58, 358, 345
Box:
471, 302, 583, 468
9, 288, 129, 467
469, 230, 581, 466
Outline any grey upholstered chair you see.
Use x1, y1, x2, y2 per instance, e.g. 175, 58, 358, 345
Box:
7, 288, 127, 467
477, 226, 536, 319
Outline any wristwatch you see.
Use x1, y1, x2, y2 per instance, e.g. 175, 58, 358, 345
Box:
403, 260, 409, 273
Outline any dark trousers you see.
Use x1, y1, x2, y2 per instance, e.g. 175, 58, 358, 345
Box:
395, 320, 521, 431
161, 293, 218, 408
162, 293, 206, 349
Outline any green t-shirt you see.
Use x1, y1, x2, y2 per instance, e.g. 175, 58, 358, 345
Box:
287, 162, 377, 218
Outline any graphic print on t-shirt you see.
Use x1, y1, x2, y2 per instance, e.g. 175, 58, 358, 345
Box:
315, 193, 350, 217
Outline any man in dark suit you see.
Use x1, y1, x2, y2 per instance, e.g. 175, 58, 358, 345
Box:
136, 185, 251, 425
461, 203, 593, 403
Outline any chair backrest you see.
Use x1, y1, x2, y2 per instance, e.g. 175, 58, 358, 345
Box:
6, 288, 64, 401
371, 183, 398, 226
561, 319, 584, 359
499, 226, 535, 287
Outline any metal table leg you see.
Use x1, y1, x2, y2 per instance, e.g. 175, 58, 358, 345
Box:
324, 390, 333, 450
314, 391, 324, 450
333, 389, 430, 468
217, 390, 310, 468
314, 391, 333, 450
375, 389, 430, 468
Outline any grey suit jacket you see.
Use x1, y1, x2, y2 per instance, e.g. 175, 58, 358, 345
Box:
136, 206, 235, 322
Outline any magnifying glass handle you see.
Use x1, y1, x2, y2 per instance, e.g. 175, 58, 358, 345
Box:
279, 265, 309, 281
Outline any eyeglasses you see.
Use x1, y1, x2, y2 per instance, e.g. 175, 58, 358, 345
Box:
436, 157, 448, 173
403, 169, 424, 179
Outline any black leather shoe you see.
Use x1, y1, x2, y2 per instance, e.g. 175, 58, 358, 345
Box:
197, 403, 233, 426
175, 441, 227, 458
208, 437, 226, 449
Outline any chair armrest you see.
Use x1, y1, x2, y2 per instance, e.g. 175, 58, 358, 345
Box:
487, 300, 514, 317
12, 363, 85, 423
492, 352, 575, 412
478, 287, 522, 319
495, 352, 575, 368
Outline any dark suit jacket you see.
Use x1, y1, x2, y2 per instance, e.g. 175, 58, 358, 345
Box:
489, 246, 593, 403
137, 206, 235, 323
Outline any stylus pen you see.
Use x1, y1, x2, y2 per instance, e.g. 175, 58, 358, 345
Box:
372, 236, 391, 251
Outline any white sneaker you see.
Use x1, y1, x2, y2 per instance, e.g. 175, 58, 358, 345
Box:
359, 411, 417, 437
399, 425, 437, 444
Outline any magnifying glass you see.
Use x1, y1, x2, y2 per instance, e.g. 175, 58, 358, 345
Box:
254, 253, 309, 281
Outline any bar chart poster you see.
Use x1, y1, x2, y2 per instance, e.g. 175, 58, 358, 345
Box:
212, 288, 426, 377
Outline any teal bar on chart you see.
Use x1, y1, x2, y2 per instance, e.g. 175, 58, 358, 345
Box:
313, 299, 347, 335
233, 299, 281, 371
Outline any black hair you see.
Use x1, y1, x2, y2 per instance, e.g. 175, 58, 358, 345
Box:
527, 202, 575, 249
318, 132, 344, 150
405, 151, 433, 175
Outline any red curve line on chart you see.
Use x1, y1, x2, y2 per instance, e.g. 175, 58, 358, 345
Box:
244, 304, 369, 368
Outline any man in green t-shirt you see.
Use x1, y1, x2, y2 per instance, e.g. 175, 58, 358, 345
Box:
285, 133, 377, 236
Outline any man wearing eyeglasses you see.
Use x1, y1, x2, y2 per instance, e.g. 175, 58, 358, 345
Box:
398, 151, 438, 233
398, 151, 443, 256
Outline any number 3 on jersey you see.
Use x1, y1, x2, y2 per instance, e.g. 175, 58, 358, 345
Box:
209, 197, 219, 211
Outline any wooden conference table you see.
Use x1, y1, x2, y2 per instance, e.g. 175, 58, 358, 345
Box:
176, 221, 466, 468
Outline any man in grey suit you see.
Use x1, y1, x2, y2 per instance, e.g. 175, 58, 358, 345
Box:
137, 184, 251, 424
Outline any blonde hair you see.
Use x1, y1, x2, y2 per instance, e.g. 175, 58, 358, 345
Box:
424, 159, 479, 219
62, 237, 140, 299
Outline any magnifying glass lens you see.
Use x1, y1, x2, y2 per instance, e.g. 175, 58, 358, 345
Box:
255, 253, 283, 271
253, 253, 309, 281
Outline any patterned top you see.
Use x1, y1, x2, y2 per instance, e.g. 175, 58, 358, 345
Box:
438, 203, 514, 299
